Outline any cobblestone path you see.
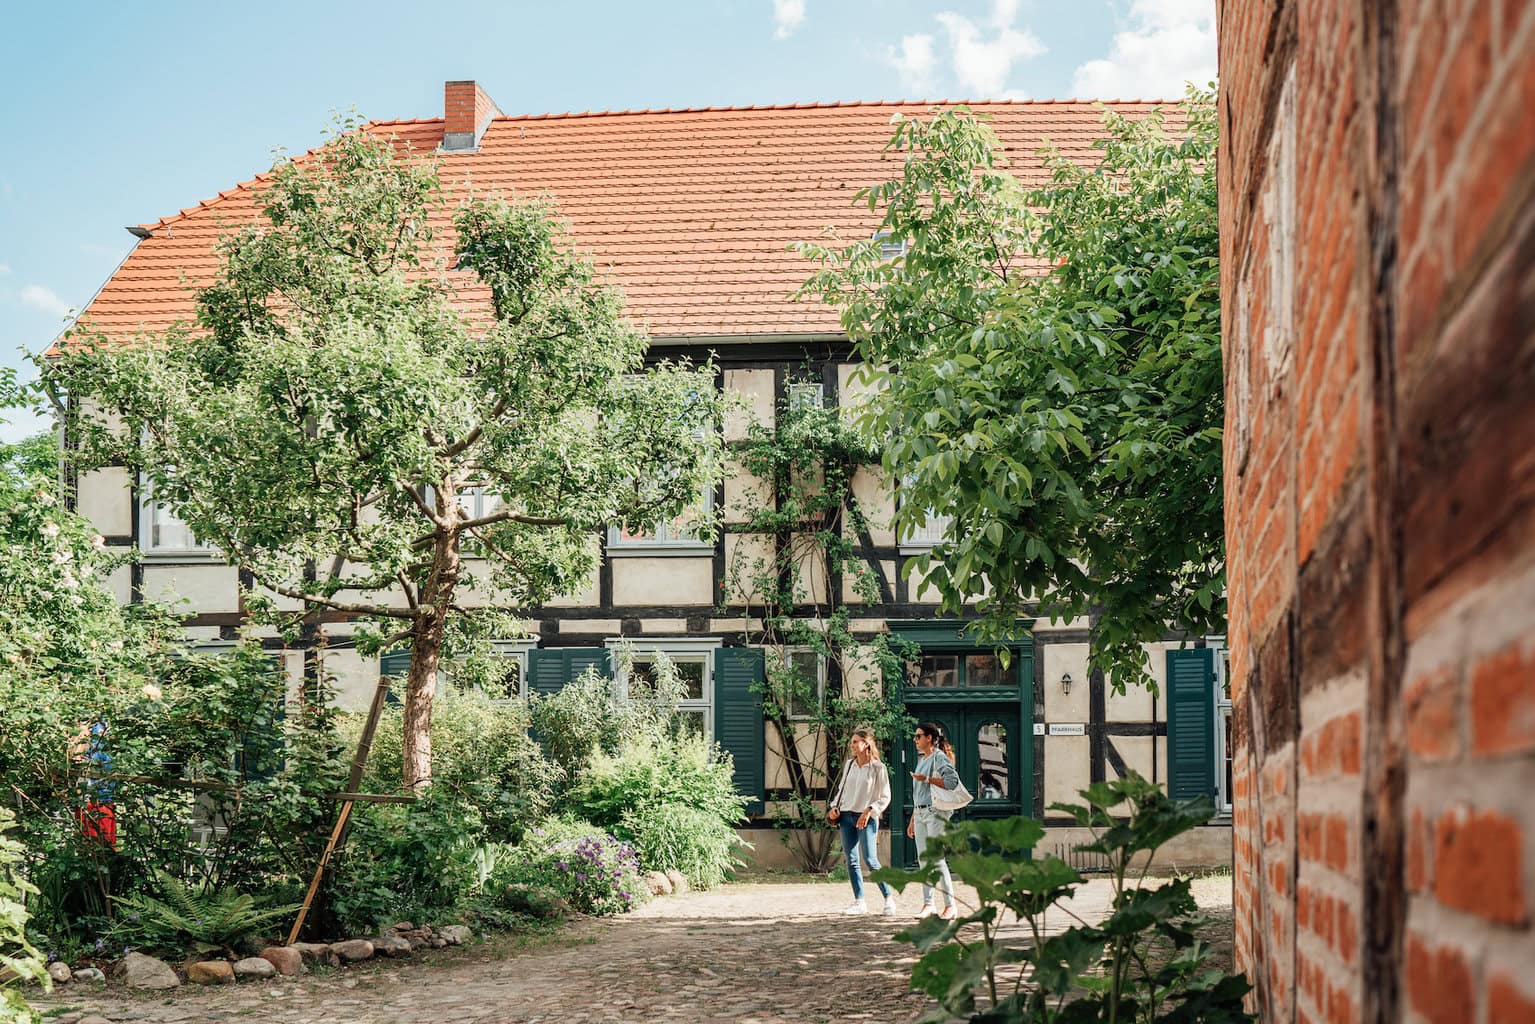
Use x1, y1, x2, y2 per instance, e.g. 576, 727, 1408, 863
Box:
34, 876, 1231, 1024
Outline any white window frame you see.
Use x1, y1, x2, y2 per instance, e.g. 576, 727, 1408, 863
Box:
872, 229, 908, 260
781, 647, 827, 721
896, 477, 953, 553
477, 639, 533, 701
137, 472, 217, 558
606, 637, 720, 739
1210, 637, 1233, 816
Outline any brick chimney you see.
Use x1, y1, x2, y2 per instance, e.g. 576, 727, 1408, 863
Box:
442, 80, 500, 152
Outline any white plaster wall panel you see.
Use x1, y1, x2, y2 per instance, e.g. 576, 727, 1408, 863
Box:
141, 564, 239, 611
723, 460, 772, 525
1041, 642, 1091, 723
840, 645, 882, 700
837, 362, 885, 423
1155, 737, 1167, 787
792, 539, 829, 604
638, 618, 689, 633
710, 617, 764, 632
183, 626, 224, 642
611, 557, 713, 606
847, 618, 889, 634
1113, 736, 1155, 782
321, 648, 374, 711
1044, 735, 1091, 808
724, 369, 775, 442
1105, 669, 1156, 721
724, 533, 775, 605
75, 467, 132, 537
102, 564, 132, 604
1031, 614, 1091, 633
254, 584, 306, 613
556, 619, 623, 636
849, 466, 896, 546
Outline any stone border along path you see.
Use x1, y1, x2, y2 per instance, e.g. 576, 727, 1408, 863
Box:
33, 876, 1233, 1024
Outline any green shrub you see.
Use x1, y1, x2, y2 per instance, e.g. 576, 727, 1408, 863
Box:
491, 818, 646, 916
113, 871, 297, 957
1, 808, 47, 1023
621, 802, 741, 890
344, 690, 557, 845
873, 773, 1253, 1022
529, 649, 694, 786
567, 735, 746, 889
324, 788, 482, 935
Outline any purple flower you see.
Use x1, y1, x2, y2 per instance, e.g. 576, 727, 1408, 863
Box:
555, 860, 568, 870
576, 873, 587, 882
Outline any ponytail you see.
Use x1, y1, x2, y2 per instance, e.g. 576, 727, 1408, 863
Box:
916, 721, 956, 765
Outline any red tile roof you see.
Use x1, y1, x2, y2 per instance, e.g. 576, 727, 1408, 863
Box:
65, 99, 1174, 347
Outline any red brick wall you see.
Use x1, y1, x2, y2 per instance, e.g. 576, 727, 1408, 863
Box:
1218, 1, 1535, 1020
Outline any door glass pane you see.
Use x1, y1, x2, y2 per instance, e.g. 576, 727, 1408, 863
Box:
976, 721, 1009, 799
912, 655, 959, 688
965, 654, 1006, 688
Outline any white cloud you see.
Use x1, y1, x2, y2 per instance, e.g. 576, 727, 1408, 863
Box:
934, 0, 1045, 97
1070, 0, 1217, 99
887, 33, 940, 95
772, 0, 806, 39
885, 0, 1044, 99
19, 284, 73, 319
0, 263, 11, 275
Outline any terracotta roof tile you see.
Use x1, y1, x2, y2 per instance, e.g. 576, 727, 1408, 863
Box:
63, 99, 1177, 348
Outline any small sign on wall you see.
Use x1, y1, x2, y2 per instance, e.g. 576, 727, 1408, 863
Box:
1047, 723, 1086, 736
1033, 723, 1046, 735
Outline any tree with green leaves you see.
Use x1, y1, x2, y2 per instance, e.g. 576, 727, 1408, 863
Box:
46, 118, 725, 787
800, 93, 1222, 688
721, 389, 914, 871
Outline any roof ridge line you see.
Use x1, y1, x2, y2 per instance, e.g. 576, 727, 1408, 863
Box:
487, 97, 1175, 121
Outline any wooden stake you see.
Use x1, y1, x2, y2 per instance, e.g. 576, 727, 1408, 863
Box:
286, 673, 393, 945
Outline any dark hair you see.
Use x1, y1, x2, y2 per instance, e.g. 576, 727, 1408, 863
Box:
916, 721, 955, 763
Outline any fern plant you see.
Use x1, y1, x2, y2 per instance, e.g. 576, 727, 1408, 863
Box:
115, 872, 298, 957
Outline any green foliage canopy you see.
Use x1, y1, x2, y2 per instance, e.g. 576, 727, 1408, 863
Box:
44, 118, 726, 783
800, 94, 1223, 687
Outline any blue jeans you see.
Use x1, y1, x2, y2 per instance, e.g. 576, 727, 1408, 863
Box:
838, 813, 891, 901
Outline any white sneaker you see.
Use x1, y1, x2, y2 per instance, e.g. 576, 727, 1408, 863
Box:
843, 900, 868, 915
882, 896, 898, 916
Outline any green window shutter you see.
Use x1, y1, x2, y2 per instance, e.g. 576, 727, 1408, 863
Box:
714, 647, 766, 816
379, 649, 410, 706
526, 647, 611, 696
1165, 648, 1217, 801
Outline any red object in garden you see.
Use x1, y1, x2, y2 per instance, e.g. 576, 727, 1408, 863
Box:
77, 800, 116, 847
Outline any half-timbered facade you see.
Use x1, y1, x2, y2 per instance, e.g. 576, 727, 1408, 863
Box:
57, 81, 1230, 867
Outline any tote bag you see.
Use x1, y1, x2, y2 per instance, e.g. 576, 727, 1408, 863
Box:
930, 775, 974, 812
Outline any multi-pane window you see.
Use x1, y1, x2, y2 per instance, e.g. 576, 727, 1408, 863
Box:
781, 649, 826, 720
616, 642, 717, 739
787, 381, 824, 413
606, 484, 714, 552
1211, 641, 1233, 815
897, 476, 953, 551
909, 653, 1012, 689
139, 476, 208, 553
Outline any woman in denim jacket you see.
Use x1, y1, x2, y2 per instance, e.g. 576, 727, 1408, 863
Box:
906, 721, 960, 919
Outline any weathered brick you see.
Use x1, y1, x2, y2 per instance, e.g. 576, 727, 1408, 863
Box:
1472, 642, 1535, 756
1433, 807, 1528, 925
1406, 666, 1462, 760
1488, 971, 1535, 1024
1407, 933, 1476, 1024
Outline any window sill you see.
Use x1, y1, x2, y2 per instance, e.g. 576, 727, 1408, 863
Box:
137, 549, 225, 564
607, 544, 715, 558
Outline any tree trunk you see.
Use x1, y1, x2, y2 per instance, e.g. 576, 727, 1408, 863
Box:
401, 510, 463, 790
401, 616, 443, 789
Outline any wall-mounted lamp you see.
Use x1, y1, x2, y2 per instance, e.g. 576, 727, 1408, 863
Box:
1061, 671, 1072, 694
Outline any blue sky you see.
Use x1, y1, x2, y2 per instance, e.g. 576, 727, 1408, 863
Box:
0, 0, 1215, 441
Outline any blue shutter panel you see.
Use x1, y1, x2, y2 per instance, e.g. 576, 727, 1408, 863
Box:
1165, 648, 1217, 801
714, 647, 766, 816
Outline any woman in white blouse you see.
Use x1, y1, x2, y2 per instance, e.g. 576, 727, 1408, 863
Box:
826, 728, 897, 915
